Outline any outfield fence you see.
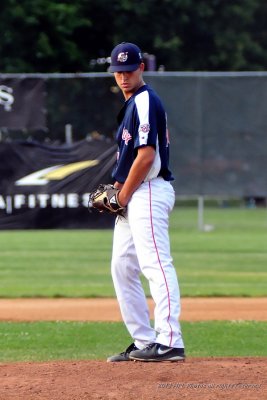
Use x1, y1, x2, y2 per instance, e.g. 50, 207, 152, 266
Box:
1, 72, 267, 228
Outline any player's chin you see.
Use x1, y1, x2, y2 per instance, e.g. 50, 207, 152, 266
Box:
121, 84, 131, 91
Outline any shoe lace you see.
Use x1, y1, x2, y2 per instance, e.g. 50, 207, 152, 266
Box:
121, 343, 136, 355
145, 343, 157, 350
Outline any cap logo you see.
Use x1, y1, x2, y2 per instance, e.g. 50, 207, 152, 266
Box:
117, 52, 128, 63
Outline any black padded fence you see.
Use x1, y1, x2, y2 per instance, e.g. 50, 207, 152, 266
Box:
0, 72, 267, 228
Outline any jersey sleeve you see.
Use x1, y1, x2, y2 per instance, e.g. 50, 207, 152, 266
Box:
133, 90, 158, 149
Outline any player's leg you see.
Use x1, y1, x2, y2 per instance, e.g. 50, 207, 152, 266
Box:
128, 178, 184, 349
111, 215, 156, 348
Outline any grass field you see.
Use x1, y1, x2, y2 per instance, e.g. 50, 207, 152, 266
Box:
0, 206, 266, 362
0, 320, 266, 362
0, 207, 266, 298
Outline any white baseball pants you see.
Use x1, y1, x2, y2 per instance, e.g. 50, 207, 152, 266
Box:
111, 177, 184, 349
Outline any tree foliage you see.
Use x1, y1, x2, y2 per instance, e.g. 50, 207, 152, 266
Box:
1, 0, 267, 72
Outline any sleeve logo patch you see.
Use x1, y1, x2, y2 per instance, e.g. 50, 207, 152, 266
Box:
138, 124, 150, 145
139, 123, 150, 133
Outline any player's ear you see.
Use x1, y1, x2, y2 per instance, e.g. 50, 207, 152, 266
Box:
140, 62, 145, 72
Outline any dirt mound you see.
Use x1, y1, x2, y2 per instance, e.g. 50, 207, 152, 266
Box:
1, 358, 266, 400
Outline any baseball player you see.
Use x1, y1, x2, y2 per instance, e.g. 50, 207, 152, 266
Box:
105, 42, 185, 362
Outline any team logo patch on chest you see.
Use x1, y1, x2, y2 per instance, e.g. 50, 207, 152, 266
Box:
122, 128, 132, 145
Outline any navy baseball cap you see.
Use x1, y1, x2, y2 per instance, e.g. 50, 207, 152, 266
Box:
109, 42, 143, 72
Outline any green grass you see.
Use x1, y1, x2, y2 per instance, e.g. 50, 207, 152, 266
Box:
0, 320, 266, 362
0, 207, 266, 363
0, 207, 266, 297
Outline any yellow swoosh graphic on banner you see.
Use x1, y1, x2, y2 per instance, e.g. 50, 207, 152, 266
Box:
44, 160, 99, 180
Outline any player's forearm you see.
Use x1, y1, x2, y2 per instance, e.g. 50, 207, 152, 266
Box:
118, 165, 150, 205
118, 147, 155, 206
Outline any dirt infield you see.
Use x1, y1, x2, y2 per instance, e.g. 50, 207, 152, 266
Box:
0, 297, 267, 322
0, 298, 266, 400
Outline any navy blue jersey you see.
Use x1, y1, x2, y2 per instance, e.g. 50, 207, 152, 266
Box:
112, 84, 174, 183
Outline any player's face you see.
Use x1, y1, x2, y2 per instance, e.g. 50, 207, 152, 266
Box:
114, 63, 145, 99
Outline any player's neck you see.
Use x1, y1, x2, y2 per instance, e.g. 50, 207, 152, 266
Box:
123, 81, 145, 100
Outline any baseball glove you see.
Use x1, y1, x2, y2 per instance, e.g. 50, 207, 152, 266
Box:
88, 184, 126, 216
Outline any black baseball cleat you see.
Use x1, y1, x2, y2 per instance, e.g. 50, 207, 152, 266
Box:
107, 343, 139, 362
129, 343, 185, 362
